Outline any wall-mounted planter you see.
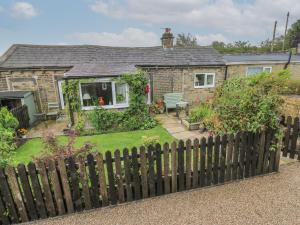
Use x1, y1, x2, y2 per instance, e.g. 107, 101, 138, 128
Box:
181, 119, 202, 131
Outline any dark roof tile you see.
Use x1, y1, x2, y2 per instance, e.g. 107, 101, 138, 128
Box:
0, 44, 225, 77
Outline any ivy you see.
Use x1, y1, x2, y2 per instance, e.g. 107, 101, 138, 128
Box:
63, 80, 81, 113
120, 70, 156, 130
89, 70, 156, 133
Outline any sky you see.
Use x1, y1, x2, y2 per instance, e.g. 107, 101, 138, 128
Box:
0, 0, 300, 55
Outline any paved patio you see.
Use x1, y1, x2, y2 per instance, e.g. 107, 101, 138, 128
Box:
27, 119, 69, 138
156, 112, 210, 140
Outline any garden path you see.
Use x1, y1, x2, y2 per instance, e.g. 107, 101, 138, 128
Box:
155, 112, 210, 141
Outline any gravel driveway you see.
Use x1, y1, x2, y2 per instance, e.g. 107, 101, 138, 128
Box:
30, 162, 300, 225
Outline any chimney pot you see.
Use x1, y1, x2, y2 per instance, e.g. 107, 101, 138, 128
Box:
161, 28, 174, 49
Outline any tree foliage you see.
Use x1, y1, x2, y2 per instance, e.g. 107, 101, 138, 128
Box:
212, 38, 284, 54
212, 19, 300, 53
285, 19, 300, 48
211, 70, 290, 135
175, 33, 198, 47
0, 107, 19, 166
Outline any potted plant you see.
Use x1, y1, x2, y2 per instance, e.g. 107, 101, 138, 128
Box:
18, 128, 28, 139
149, 99, 165, 115
182, 103, 214, 131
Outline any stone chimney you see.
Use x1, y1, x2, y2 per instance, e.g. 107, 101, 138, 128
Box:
161, 28, 174, 49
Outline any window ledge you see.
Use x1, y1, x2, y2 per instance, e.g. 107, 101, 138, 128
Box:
81, 104, 129, 111
194, 85, 215, 89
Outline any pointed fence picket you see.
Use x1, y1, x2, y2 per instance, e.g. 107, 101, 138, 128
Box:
0, 131, 280, 224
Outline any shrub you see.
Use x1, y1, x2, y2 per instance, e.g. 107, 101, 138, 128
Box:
89, 108, 123, 132
142, 135, 160, 147
212, 70, 290, 134
189, 103, 214, 123
87, 71, 157, 133
0, 107, 19, 166
75, 112, 85, 133
35, 131, 93, 163
283, 79, 300, 95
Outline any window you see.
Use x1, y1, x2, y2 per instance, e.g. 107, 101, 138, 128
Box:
58, 80, 66, 109
79, 79, 129, 109
246, 66, 272, 76
194, 73, 215, 88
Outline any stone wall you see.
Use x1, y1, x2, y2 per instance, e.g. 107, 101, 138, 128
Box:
0, 66, 225, 112
145, 66, 226, 104
0, 69, 65, 112
282, 95, 300, 118
227, 62, 300, 79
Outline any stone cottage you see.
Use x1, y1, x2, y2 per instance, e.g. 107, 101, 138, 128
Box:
224, 52, 300, 79
0, 29, 226, 113
1, 28, 300, 115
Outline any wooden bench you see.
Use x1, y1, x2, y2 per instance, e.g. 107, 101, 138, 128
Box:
46, 102, 60, 119
163, 93, 189, 116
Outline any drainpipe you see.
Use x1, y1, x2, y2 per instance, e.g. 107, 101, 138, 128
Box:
150, 73, 154, 103
65, 79, 75, 126
224, 65, 228, 80
284, 50, 292, 69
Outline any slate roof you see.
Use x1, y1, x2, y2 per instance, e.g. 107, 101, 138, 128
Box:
0, 44, 225, 77
224, 53, 300, 63
0, 91, 31, 99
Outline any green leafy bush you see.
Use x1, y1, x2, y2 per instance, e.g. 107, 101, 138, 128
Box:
119, 70, 157, 130
142, 135, 160, 147
189, 103, 214, 123
74, 112, 85, 133
0, 107, 19, 166
89, 108, 123, 132
282, 79, 300, 95
212, 70, 290, 134
88, 71, 157, 133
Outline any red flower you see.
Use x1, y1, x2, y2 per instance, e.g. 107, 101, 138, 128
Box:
145, 84, 150, 94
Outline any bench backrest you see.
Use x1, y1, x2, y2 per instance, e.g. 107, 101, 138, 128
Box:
48, 102, 59, 111
164, 92, 183, 108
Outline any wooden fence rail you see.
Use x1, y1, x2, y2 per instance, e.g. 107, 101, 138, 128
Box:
0, 131, 280, 224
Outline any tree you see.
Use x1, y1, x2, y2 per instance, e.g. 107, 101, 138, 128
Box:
175, 33, 197, 47
285, 19, 300, 48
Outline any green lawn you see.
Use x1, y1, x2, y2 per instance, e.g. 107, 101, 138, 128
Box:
12, 125, 175, 165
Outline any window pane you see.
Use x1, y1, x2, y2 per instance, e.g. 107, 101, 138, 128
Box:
116, 83, 127, 104
207, 74, 214, 85
247, 67, 263, 76
264, 67, 272, 73
81, 82, 113, 107
195, 74, 205, 86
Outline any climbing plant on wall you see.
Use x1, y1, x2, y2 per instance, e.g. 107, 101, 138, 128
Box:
89, 70, 156, 132
63, 80, 81, 113
120, 70, 156, 130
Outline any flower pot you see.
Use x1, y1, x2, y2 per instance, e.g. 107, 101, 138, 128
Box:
181, 119, 201, 131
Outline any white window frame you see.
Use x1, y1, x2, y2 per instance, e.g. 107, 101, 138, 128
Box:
246, 66, 272, 76
194, 73, 215, 88
79, 78, 129, 110
57, 80, 65, 109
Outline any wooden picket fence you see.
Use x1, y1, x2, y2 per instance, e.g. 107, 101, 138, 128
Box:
0, 131, 280, 224
281, 116, 300, 159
